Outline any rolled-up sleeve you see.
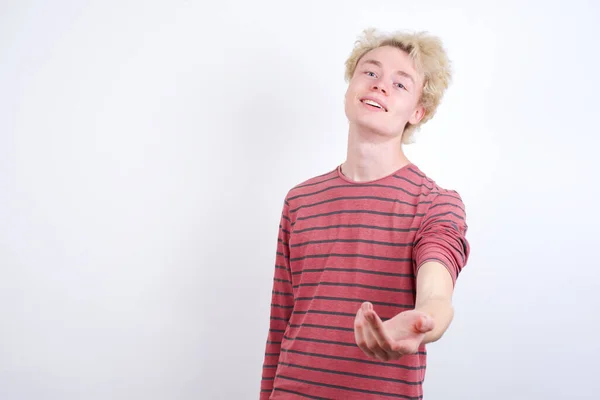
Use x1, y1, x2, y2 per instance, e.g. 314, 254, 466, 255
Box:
413, 190, 471, 285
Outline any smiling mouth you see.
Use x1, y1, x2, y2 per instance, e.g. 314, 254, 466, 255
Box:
361, 99, 387, 112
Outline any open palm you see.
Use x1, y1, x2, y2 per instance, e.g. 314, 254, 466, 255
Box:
354, 301, 434, 361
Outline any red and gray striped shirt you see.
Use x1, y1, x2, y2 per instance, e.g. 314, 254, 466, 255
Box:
260, 163, 470, 399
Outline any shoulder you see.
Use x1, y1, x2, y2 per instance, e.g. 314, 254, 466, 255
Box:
409, 164, 462, 195
283, 166, 339, 202
409, 164, 467, 213
408, 166, 469, 246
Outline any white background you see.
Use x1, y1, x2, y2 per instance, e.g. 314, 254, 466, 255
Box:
1, 0, 599, 399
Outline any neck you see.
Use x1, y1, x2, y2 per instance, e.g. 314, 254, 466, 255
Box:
341, 124, 410, 182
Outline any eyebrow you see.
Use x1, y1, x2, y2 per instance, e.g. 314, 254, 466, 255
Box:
361, 59, 416, 84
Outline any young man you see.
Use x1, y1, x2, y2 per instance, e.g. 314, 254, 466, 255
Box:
259, 28, 470, 399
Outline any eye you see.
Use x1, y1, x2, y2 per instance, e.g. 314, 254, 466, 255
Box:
365, 71, 377, 78
395, 82, 407, 90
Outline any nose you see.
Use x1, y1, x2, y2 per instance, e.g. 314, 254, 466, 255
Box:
372, 81, 387, 95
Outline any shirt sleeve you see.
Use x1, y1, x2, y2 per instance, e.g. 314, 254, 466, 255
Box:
413, 190, 471, 285
259, 198, 294, 399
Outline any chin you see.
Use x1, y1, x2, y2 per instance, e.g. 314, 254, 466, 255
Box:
352, 118, 398, 139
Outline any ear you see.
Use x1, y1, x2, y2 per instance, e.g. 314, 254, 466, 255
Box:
408, 104, 426, 125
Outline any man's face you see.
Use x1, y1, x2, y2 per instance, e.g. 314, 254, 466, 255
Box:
344, 45, 425, 139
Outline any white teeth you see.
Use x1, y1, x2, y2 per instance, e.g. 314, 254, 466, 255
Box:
363, 99, 383, 109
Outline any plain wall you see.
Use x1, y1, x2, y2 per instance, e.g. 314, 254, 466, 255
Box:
1, 0, 599, 399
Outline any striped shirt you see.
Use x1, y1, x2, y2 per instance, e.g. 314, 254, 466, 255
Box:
260, 163, 470, 399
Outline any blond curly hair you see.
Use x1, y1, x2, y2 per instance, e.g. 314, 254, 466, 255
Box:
344, 28, 452, 143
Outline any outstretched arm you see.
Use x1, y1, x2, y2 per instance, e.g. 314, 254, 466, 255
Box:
413, 260, 455, 345
354, 261, 458, 361
355, 191, 470, 361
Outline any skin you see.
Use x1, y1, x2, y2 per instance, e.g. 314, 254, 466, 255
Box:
344, 45, 455, 361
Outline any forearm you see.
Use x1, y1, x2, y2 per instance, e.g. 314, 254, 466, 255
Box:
413, 261, 456, 344
414, 296, 454, 344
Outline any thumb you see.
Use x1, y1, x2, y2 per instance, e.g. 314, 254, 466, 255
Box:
416, 315, 435, 333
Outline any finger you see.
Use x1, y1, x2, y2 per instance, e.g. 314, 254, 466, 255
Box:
363, 306, 395, 353
357, 304, 388, 360
393, 339, 421, 355
362, 304, 397, 360
387, 350, 404, 361
354, 307, 377, 359
416, 315, 435, 333
363, 326, 389, 361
